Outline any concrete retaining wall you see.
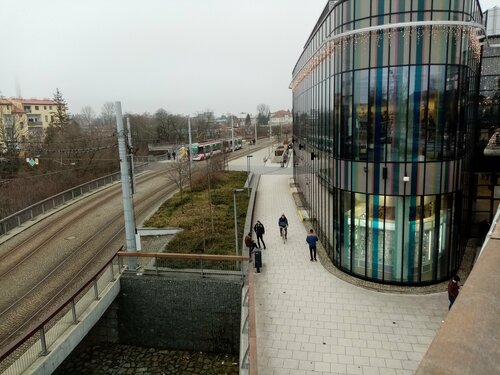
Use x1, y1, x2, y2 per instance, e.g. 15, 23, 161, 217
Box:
116, 273, 242, 353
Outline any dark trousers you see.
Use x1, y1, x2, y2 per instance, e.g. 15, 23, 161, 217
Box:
309, 246, 317, 260
256, 234, 266, 249
449, 295, 457, 310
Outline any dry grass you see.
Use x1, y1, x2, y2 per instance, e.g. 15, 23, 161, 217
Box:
145, 170, 249, 256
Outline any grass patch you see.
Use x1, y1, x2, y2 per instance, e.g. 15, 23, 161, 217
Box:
145, 170, 249, 258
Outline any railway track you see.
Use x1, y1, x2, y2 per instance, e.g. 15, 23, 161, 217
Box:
0, 141, 272, 353
0, 169, 175, 349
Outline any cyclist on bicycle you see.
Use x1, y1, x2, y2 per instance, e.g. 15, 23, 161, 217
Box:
278, 214, 288, 239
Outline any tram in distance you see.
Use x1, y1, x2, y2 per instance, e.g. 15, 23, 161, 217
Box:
190, 137, 243, 161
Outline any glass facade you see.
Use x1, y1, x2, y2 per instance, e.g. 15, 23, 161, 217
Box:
474, 7, 500, 231
292, 0, 483, 285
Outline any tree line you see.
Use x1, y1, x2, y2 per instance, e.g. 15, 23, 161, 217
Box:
0, 88, 274, 218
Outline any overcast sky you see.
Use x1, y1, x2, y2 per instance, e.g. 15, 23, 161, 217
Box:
1, 0, 498, 117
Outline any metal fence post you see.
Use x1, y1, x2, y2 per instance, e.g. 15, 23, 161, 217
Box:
93, 279, 99, 300
39, 326, 49, 356
155, 256, 159, 275
71, 300, 78, 324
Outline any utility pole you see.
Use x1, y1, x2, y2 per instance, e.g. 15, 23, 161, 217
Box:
187, 115, 193, 190
126, 117, 136, 194
188, 115, 193, 167
115, 102, 138, 270
231, 115, 235, 152
254, 118, 257, 145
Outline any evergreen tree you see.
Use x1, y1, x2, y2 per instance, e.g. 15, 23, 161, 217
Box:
45, 88, 72, 143
52, 88, 71, 128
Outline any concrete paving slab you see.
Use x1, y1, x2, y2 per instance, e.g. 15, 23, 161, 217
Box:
229, 149, 449, 375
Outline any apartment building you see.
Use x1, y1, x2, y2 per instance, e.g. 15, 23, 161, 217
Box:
0, 98, 57, 151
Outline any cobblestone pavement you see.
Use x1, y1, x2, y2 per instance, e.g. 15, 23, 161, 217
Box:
54, 344, 239, 375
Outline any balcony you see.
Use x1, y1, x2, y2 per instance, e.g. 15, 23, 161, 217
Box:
27, 118, 43, 127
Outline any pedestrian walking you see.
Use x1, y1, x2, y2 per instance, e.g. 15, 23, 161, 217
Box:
253, 220, 266, 249
447, 275, 460, 310
306, 229, 319, 261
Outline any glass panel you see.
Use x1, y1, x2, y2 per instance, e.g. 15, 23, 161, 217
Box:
353, 69, 369, 160
436, 194, 452, 280
421, 196, 438, 282
382, 196, 396, 281
352, 193, 367, 276
340, 71, 353, 158
370, 31, 390, 68
354, 0, 371, 22
367, 194, 385, 280
389, 0, 408, 23
388, 66, 409, 162
443, 66, 460, 159
403, 197, 419, 282
341, 191, 353, 270
408, 65, 429, 161
353, 34, 370, 70
426, 66, 446, 160
368, 67, 389, 162
433, 0, 452, 11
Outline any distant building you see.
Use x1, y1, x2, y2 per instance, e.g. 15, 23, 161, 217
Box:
0, 97, 58, 151
270, 110, 292, 126
236, 112, 255, 126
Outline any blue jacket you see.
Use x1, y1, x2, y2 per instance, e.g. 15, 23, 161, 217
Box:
306, 234, 318, 247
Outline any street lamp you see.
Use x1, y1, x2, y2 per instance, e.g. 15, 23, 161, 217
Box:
233, 188, 245, 256
246, 154, 253, 175
246, 155, 253, 196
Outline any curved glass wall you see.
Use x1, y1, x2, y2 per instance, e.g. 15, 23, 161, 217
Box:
292, 0, 482, 284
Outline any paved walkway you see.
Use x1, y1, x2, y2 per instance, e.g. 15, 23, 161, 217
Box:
230, 146, 449, 375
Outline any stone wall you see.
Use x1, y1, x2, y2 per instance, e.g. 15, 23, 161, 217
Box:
116, 273, 242, 353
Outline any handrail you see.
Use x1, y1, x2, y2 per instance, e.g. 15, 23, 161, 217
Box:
0, 247, 123, 362
247, 263, 258, 375
0, 172, 121, 237
0, 172, 120, 223
117, 251, 249, 262
0, 162, 148, 236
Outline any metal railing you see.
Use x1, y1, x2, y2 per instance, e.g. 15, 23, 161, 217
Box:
0, 254, 123, 375
117, 251, 250, 279
0, 173, 120, 237
0, 161, 148, 237
239, 266, 257, 375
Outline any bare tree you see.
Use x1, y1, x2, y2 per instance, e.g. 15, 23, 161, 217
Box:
154, 109, 185, 144
80, 106, 96, 129
165, 158, 189, 204
101, 102, 115, 129
0, 103, 24, 176
193, 110, 215, 141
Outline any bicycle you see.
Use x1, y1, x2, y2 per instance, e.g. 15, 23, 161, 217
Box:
279, 225, 288, 243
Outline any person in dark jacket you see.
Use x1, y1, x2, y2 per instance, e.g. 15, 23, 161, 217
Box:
253, 220, 266, 249
278, 214, 288, 239
306, 229, 319, 261
448, 275, 460, 310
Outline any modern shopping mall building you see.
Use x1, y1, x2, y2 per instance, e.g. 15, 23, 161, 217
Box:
291, 0, 499, 285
